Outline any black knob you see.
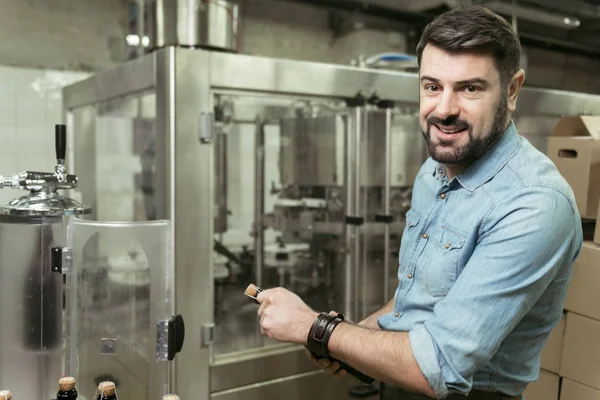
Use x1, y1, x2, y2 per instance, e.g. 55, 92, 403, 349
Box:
55, 124, 66, 161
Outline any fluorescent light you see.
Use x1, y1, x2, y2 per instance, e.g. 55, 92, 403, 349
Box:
126, 34, 151, 47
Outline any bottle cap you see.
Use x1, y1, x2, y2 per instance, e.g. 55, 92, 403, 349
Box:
97, 381, 116, 396
0, 390, 12, 400
163, 395, 180, 400
59, 377, 76, 391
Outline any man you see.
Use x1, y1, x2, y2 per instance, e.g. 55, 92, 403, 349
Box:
255, 5, 582, 399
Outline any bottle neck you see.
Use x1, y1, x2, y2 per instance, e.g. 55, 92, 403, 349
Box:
58, 389, 78, 399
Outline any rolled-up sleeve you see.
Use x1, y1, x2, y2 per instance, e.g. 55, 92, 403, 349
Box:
408, 186, 579, 398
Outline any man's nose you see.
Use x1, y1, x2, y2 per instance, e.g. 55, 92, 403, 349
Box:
435, 91, 460, 120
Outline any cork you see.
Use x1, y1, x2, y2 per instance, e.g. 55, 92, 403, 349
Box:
162, 395, 180, 400
97, 381, 116, 396
59, 377, 76, 391
0, 390, 12, 400
244, 283, 262, 299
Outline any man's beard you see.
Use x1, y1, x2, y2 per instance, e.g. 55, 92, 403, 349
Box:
422, 93, 508, 165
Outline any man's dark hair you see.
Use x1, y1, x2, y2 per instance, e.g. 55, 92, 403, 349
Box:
416, 5, 522, 85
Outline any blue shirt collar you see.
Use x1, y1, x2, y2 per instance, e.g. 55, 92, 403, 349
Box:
434, 120, 520, 192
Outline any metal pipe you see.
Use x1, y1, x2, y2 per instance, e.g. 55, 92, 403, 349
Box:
352, 106, 362, 320
254, 117, 265, 289
522, 0, 600, 19
254, 117, 265, 346
360, 110, 368, 320
137, 0, 146, 58
343, 113, 355, 320
383, 107, 392, 302
484, 1, 580, 29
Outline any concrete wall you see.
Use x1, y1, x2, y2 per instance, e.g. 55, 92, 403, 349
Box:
0, 0, 128, 71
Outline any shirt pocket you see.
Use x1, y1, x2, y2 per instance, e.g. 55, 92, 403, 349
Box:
398, 208, 422, 270
422, 224, 466, 297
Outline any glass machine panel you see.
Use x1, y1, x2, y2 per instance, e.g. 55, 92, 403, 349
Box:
66, 217, 172, 399
70, 91, 158, 224
67, 90, 175, 398
211, 93, 425, 357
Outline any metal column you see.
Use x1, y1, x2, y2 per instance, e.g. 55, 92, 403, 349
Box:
378, 100, 395, 302
343, 97, 366, 321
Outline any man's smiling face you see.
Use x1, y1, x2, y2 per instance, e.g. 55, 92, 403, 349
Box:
418, 44, 509, 167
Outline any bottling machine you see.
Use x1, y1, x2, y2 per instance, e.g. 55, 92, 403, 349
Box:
0, 125, 183, 399
56, 1, 600, 399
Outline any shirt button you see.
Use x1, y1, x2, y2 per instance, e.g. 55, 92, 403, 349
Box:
445, 243, 450, 249
407, 273, 413, 279
422, 233, 429, 239
394, 312, 399, 317
440, 193, 446, 199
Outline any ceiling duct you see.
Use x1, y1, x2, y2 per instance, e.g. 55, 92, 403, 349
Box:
359, 0, 454, 12
522, 0, 600, 19
483, 1, 581, 29
360, 0, 582, 29
147, 0, 241, 52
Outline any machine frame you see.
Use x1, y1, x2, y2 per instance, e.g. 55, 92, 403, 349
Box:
63, 47, 600, 400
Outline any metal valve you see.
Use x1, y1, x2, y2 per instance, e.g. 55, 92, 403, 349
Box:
0, 124, 78, 193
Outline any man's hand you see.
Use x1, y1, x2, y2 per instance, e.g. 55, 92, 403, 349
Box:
308, 351, 347, 378
256, 287, 318, 345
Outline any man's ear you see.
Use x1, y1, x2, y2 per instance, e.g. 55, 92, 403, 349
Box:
507, 69, 525, 112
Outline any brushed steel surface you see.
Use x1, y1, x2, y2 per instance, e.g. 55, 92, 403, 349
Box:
211, 346, 318, 392
211, 371, 366, 400
168, 48, 214, 400
63, 53, 156, 110
0, 217, 63, 400
149, 0, 240, 52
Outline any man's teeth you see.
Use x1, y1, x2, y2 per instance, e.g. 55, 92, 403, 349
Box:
438, 126, 464, 134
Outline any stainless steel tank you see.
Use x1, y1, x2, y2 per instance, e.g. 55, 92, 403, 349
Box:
148, 0, 240, 52
0, 125, 91, 399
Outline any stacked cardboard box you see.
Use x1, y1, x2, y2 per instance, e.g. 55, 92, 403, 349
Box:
547, 116, 600, 220
523, 116, 600, 399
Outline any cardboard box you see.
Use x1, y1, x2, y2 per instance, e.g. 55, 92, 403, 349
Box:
547, 116, 600, 219
564, 242, 600, 320
560, 378, 600, 400
522, 370, 559, 400
539, 313, 565, 374
560, 312, 600, 390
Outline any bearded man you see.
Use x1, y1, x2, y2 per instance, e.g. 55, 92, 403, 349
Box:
254, 5, 583, 399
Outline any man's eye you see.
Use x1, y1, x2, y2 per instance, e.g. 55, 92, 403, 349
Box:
425, 85, 440, 92
464, 85, 480, 93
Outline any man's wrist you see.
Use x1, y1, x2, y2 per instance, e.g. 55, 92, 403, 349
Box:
302, 311, 320, 345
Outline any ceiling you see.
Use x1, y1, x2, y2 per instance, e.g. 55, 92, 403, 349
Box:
288, 0, 600, 58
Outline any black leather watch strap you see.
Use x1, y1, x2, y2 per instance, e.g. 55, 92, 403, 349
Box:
322, 317, 343, 355
307, 313, 337, 357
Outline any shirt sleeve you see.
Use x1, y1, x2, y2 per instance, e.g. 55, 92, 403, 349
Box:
408, 185, 580, 398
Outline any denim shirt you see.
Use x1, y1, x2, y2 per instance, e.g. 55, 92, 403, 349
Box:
377, 121, 583, 398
